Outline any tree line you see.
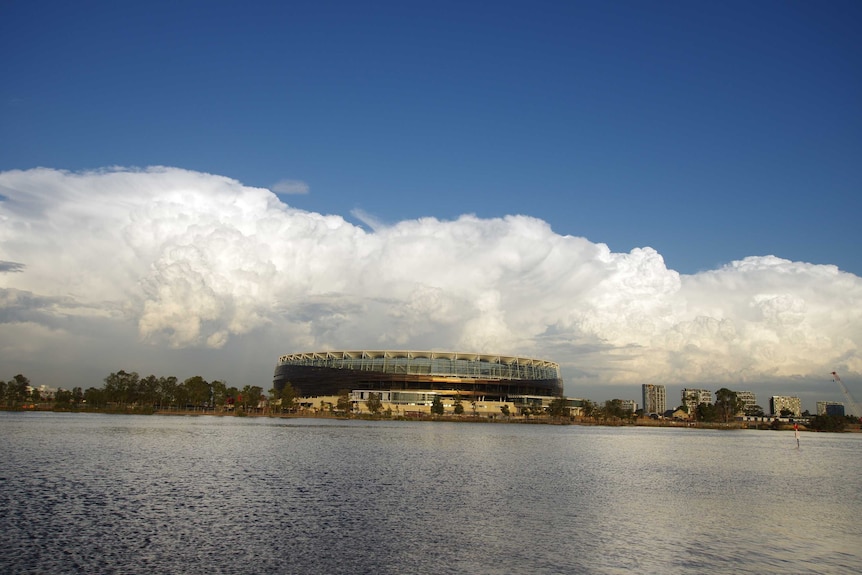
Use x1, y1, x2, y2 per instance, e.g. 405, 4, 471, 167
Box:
0, 374, 35, 407
0, 371, 286, 413
3, 374, 855, 430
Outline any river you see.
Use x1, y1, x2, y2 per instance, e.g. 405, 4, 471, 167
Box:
1, 412, 859, 574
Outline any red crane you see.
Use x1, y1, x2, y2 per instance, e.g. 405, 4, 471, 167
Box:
831, 371, 861, 419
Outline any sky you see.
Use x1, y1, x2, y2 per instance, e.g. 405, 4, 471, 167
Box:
1, 1, 861, 412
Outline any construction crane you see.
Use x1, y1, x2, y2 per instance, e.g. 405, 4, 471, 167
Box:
831, 371, 861, 419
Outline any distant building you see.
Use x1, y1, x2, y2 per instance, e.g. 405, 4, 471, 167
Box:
681, 388, 712, 413
826, 404, 845, 417
642, 384, 666, 415
735, 390, 757, 412
616, 399, 637, 413
770, 396, 802, 417
25, 384, 56, 400
816, 401, 845, 417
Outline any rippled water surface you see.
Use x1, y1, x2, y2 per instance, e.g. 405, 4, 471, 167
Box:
1, 412, 860, 574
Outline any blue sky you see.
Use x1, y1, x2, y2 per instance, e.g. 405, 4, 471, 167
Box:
3, 0, 860, 274
1, 1, 861, 408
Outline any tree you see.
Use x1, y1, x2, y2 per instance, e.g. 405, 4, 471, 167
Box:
453, 395, 464, 415
696, 402, 719, 422
173, 382, 190, 410
336, 389, 351, 414
269, 383, 298, 413
714, 388, 744, 423
225, 386, 240, 409
6, 374, 31, 405
211, 380, 228, 407
103, 370, 140, 406
183, 376, 211, 408
603, 399, 626, 422
431, 395, 444, 415
744, 404, 765, 417
54, 388, 73, 407
809, 415, 846, 432
46, 386, 73, 408
548, 397, 569, 418
84, 386, 106, 408
500, 404, 510, 417
241, 385, 263, 410
365, 392, 382, 415
158, 376, 179, 408
139, 374, 160, 407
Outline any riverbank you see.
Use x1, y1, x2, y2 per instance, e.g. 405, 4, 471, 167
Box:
5, 405, 858, 431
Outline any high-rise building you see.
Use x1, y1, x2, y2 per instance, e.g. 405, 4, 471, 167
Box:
770, 396, 801, 417
826, 404, 845, 417
816, 401, 845, 417
735, 390, 757, 412
681, 388, 712, 413
642, 384, 666, 415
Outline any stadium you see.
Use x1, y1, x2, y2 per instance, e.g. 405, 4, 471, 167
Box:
273, 350, 567, 414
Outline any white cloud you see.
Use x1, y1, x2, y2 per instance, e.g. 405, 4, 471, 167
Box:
350, 208, 385, 231
0, 167, 860, 401
271, 179, 309, 195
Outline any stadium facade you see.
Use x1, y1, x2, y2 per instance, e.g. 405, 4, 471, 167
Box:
273, 350, 565, 410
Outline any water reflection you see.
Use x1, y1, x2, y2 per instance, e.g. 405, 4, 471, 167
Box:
1, 413, 860, 574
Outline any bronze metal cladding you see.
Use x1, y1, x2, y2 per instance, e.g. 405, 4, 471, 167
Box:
273, 350, 563, 400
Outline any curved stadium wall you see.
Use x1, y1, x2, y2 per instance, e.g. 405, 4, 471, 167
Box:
273, 350, 563, 400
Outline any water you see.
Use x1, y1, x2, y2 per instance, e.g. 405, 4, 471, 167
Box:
1, 412, 860, 575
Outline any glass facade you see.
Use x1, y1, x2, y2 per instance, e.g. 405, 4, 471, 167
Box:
274, 350, 563, 400
277, 350, 560, 381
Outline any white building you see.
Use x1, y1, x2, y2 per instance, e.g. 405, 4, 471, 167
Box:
25, 384, 56, 400
642, 384, 666, 415
617, 399, 637, 413
681, 388, 712, 413
735, 390, 757, 412
770, 396, 802, 417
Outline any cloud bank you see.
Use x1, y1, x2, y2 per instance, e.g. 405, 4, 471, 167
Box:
1, 167, 860, 395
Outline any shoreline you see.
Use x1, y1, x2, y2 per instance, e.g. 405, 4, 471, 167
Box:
4, 406, 859, 432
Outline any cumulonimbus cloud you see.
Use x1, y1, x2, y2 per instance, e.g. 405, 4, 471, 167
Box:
1, 166, 860, 388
